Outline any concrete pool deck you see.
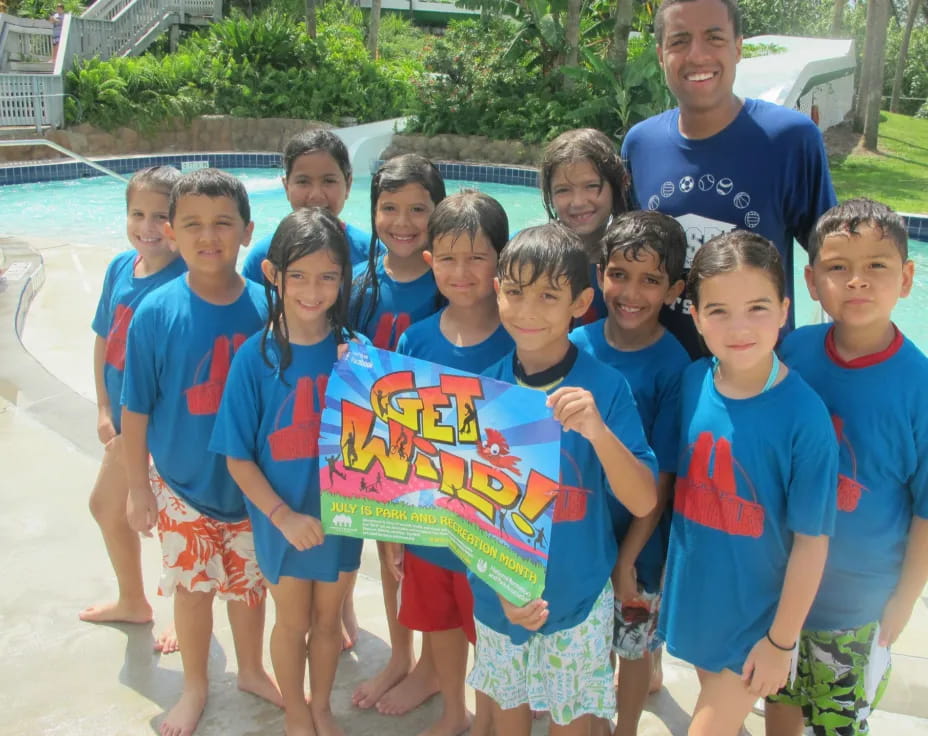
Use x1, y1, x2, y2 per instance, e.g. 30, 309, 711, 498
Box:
2, 236, 927, 736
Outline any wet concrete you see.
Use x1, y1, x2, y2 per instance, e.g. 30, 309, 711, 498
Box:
1, 237, 926, 735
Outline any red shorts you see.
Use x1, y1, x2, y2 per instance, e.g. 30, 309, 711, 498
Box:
398, 550, 476, 644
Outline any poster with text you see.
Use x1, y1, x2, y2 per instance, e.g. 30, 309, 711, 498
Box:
319, 343, 561, 604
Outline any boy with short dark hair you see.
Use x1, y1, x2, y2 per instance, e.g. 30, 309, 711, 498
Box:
769, 198, 928, 736
467, 222, 659, 735
122, 168, 281, 735
570, 210, 691, 736
81, 166, 185, 653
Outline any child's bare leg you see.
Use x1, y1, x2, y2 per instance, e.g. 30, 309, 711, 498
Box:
161, 589, 213, 736
309, 572, 354, 736
649, 646, 663, 693
376, 632, 439, 714
340, 571, 359, 650
491, 700, 532, 736
414, 629, 471, 736
613, 653, 650, 736
550, 714, 593, 736
688, 668, 757, 736
352, 541, 415, 708
471, 690, 494, 736
81, 438, 152, 625
227, 595, 283, 707
764, 701, 804, 736
268, 577, 315, 736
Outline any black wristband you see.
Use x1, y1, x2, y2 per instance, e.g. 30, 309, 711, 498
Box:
766, 630, 795, 651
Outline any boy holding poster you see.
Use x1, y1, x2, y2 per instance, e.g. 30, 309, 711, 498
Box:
390, 190, 514, 736
469, 223, 659, 734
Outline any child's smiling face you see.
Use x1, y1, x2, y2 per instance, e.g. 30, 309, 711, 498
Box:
375, 183, 435, 260
126, 186, 172, 260
426, 230, 498, 309
550, 159, 614, 240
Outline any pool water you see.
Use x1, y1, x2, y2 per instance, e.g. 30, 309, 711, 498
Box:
3, 168, 927, 350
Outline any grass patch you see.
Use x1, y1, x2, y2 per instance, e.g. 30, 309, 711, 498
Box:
829, 112, 928, 214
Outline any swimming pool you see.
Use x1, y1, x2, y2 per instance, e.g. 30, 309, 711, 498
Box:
3, 167, 927, 349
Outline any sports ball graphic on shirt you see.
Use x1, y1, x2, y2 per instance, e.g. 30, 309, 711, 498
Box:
831, 415, 868, 512
675, 431, 765, 538
679, 176, 695, 193
185, 334, 247, 415
268, 375, 328, 461
648, 195, 660, 211
104, 304, 133, 370
745, 211, 761, 229
372, 312, 412, 350
733, 192, 751, 209
661, 181, 675, 198
715, 178, 734, 196
697, 174, 716, 192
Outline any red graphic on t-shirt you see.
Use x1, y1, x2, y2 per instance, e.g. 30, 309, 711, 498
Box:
832, 415, 867, 512
185, 334, 247, 415
675, 432, 765, 538
268, 375, 328, 461
552, 449, 589, 522
104, 304, 134, 370
372, 312, 412, 350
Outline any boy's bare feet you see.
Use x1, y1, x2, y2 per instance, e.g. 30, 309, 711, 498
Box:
311, 708, 346, 736
155, 624, 180, 654
237, 669, 284, 708
78, 599, 152, 625
351, 657, 410, 709
419, 711, 472, 736
649, 648, 663, 694
376, 659, 439, 715
160, 685, 207, 736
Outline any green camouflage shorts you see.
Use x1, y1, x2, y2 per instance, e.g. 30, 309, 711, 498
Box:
768, 621, 891, 735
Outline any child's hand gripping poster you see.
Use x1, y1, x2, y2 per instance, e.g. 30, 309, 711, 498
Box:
319, 343, 561, 604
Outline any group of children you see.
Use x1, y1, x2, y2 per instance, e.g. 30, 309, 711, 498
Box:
81, 125, 927, 736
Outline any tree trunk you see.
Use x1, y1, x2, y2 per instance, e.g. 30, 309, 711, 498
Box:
890, 0, 922, 112
610, 0, 635, 75
562, 0, 581, 89
854, 0, 877, 131
368, 0, 381, 59
305, 0, 316, 38
862, 0, 891, 151
831, 0, 847, 35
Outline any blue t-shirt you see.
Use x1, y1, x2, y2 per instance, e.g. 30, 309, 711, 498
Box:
91, 251, 186, 433
122, 277, 267, 521
621, 98, 837, 357
570, 322, 690, 591
660, 359, 837, 673
241, 221, 373, 285
396, 308, 515, 572
210, 331, 364, 583
780, 325, 928, 631
471, 349, 658, 644
350, 257, 439, 350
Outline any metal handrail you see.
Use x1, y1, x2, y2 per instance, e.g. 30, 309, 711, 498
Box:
0, 139, 127, 181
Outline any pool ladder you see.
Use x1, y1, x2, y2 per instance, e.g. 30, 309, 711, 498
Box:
0, 139, 127, 182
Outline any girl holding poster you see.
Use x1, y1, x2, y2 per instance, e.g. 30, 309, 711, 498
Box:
210, 208, 364, 736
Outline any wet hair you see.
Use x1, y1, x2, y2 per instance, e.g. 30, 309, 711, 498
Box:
540, 128, 628, 223
600, 211, 687, 284
428, 189, 509, 255
809, 197, 909, 263
282, 129, 352, 183
687, 230, 785, 307
654, 0, 742, 44
125, 165, 181, 208
498, 222, 590, 300
261, 208, 354, 375
351, 154, 446, 332
168, 168, 250, 224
